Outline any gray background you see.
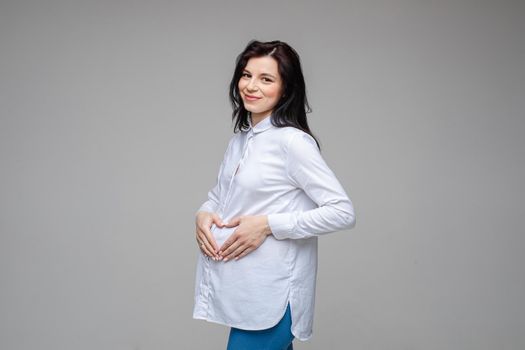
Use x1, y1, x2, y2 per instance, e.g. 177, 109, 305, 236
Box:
1, 0, 523, 349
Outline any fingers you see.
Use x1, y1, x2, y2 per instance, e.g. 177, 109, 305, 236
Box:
200, 222, 220, 254
219, 231, 255, 262
195, 214, 260, 262
197, 213, 220, 252
223, 244, 249, 262
233, 246, 255, 261
223, 216, 241, 228
218, 216, 242, 253
211, 213, 226, 228
196, 221, 220, 259
219, 237, 241, 260
203, 213, 224, 252
218, 231, 238, 255
196, 235, 215, 258
222, 241, 258, 262
196, 229, 218, 259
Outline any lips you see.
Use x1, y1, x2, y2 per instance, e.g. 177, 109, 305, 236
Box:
245, 94, 261, 100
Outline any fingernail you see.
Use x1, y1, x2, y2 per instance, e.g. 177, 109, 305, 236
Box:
224, 258, 229, 262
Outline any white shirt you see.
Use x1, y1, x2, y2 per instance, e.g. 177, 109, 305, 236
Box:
193, 113, 356, 341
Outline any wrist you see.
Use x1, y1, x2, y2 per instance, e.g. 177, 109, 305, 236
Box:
262, 215, 272, 236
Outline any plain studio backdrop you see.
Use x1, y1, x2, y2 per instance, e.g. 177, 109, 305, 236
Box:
0, 0, 523, 349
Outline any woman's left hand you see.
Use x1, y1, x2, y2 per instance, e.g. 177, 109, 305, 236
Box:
218, 215, 272, 261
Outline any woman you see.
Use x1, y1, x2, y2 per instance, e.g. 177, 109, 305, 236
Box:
193, 40, 356, 349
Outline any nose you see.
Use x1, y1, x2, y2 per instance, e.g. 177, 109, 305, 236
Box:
247, 78, 258, 92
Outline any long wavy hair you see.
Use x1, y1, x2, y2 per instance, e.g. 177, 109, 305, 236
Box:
229, 40, 320, 150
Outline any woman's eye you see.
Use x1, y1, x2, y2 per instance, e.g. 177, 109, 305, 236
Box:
241, 73, 272, 83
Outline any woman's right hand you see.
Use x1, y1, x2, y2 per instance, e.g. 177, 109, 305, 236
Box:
195, 211, 226, 260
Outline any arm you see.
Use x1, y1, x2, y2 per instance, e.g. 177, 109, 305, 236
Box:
195, 137, 233, 215
267, 132, 356, 240
194, 137, 233, 259
196, 180, 221, 215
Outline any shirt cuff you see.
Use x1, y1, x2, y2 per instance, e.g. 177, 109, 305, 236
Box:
267, 212, 295, 240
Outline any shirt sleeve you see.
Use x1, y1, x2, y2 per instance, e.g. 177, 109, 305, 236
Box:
195, 137, 233, 215
267, 132, 356, 239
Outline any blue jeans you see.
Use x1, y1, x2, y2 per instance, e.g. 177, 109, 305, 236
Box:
226, 302, 294, 350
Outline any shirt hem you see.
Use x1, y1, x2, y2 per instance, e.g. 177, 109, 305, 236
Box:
194, 288, 313, 342
192, 314, 312, 342
193, 290, 289, 331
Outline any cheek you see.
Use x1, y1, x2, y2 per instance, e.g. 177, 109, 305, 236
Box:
238, 80, 245, 90
265, 86, 281, 99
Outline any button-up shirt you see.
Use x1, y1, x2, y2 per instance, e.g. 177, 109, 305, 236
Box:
193, 113, 356, 341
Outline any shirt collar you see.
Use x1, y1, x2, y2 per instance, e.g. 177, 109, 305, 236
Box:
247, 114, 274, 134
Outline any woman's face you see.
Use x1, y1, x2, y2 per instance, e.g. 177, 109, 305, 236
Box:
238, 56, 284, 122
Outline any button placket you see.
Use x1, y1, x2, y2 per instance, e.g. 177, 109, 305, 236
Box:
220, 132, 254, 213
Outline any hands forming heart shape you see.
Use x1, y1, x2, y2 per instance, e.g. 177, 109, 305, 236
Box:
195, 212, 272, 262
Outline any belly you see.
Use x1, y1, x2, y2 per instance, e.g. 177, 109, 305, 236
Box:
210, 225, 292, 289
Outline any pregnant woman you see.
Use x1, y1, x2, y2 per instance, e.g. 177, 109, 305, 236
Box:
193, 39, 356, 350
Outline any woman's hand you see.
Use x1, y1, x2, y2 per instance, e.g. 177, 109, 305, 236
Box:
218, 215, 272, 262
195, 211, 226, 260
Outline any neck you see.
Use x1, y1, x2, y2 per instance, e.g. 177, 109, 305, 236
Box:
251, 112, 271, 126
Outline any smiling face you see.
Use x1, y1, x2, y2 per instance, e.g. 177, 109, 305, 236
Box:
238, 56, 284, 124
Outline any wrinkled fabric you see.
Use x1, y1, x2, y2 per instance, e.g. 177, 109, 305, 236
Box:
193, 113, 356, 341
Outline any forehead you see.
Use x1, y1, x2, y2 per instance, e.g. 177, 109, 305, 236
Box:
244, 56, 280, 76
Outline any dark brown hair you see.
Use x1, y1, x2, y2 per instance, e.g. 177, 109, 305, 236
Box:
229, 40, 320, 150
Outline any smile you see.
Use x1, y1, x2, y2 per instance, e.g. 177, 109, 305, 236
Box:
245, 94, 261, 101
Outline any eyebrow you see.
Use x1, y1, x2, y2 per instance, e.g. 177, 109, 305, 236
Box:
243, 69, 277, 79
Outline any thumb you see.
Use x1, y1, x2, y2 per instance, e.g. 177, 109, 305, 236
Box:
212, 213, 225, 227
223, 216, 241, 228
